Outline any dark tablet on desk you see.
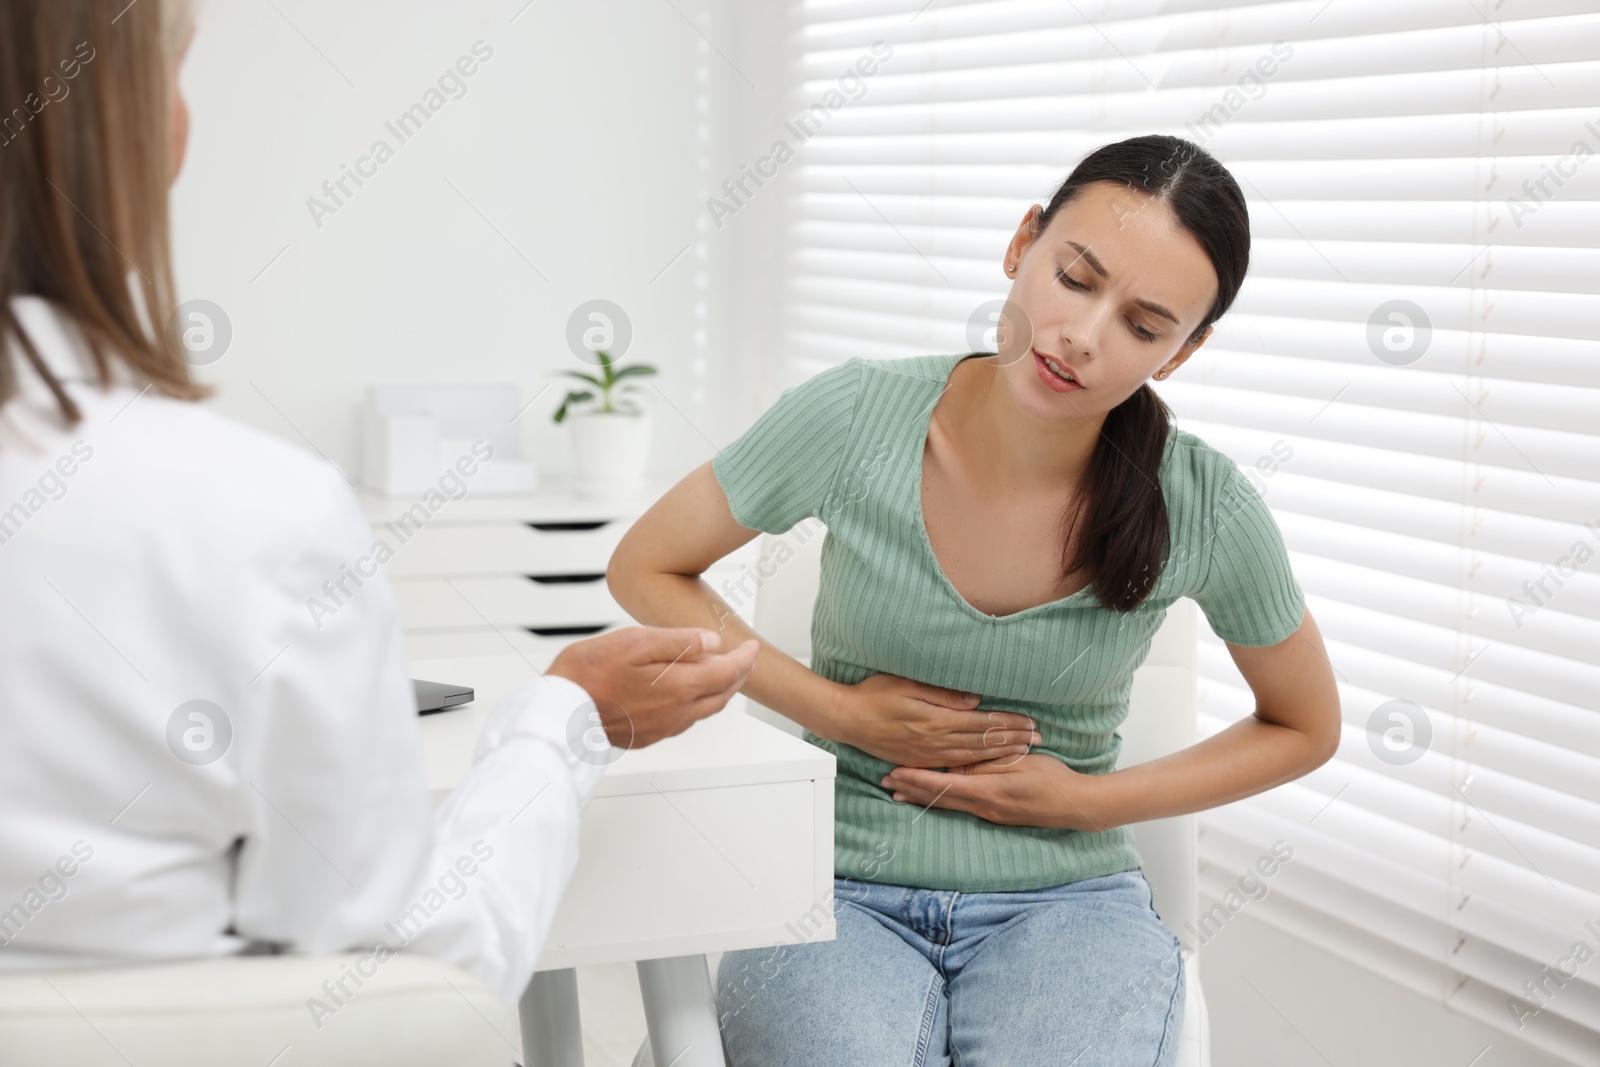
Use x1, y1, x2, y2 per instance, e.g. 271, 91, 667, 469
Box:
414, 679, 475, 715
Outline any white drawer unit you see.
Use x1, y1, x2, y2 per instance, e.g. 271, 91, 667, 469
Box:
388, 575, 623, 633
373, 522, 631, 579
359, 479, 759, 662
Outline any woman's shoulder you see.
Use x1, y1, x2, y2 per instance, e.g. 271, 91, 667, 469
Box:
801, 352, 961, 409
778, 353, 962, 429
1158, 426, 1276, 517
1161, 426, 1246, 488
21, 381, 364, 568
1160, 426, 1294, 536
807, 352, 963, 384
863, 352, 965, 379
851, 352, 966, 387
128, 390, 351, 507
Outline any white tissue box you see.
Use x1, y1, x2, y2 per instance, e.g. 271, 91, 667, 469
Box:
361, 384, 538, 497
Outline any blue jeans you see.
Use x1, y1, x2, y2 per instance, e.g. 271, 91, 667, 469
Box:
715, 868, 1185, 1066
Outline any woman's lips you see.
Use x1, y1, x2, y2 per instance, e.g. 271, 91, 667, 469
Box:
1033, 350, 1084, 393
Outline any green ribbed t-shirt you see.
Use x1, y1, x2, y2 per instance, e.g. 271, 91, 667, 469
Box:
713, 353, 1306, 892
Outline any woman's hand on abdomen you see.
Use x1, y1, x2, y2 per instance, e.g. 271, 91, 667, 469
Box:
820, 673, 1043, 769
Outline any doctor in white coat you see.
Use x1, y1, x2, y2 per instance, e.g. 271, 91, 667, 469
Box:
0, 0, 758, 1007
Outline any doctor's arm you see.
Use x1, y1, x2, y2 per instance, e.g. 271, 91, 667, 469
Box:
232, 468, 754, 1005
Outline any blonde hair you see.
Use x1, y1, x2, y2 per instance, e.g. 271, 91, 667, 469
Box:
0, 0, 210, 429
164, 0, 197, 54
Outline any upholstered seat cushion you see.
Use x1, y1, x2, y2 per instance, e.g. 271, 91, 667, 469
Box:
0, 952, 516, 1067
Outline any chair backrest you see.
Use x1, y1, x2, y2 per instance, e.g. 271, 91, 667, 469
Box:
1120, 597, 1201, 948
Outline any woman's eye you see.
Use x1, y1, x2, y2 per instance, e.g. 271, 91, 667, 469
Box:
1058, 268, 1159, 343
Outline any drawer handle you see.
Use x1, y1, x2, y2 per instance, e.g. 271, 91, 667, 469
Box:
527, 624, 610, 637
525, 573, 606, 585
527, 521, 611, 532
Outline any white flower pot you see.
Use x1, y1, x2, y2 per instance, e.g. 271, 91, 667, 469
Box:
568, 410, 651, 499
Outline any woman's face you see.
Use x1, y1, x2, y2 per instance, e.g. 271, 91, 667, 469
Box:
992, 181, 1219, 425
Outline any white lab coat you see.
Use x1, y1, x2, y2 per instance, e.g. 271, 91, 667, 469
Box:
0, 295, 607, 1005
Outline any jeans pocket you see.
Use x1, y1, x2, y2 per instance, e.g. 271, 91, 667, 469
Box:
1131, 867, 1184, 952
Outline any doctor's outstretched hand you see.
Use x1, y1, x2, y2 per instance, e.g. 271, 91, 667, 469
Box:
547, 627, 760, 750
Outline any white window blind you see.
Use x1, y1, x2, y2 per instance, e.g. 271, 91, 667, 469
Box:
767, 2, 1600, 1062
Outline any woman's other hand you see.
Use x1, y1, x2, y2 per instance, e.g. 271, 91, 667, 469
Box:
823, 673, 1042, 769
879, 753, 1105, 832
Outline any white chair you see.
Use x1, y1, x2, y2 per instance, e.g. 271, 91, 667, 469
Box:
1119, 595, 1212, 1067
634, 544, 1212, 1066
0, 952, 519, 1067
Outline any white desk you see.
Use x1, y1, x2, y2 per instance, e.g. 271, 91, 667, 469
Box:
415, 651, 836, 1067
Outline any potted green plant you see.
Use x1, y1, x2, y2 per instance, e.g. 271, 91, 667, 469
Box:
553, 349, 657, 498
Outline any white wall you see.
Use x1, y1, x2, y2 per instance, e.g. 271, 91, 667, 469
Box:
1200, 904, 1574, 1067
171, 0, 743, 487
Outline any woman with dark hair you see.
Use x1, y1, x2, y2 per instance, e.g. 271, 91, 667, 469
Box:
608, 134, 1342, 1063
